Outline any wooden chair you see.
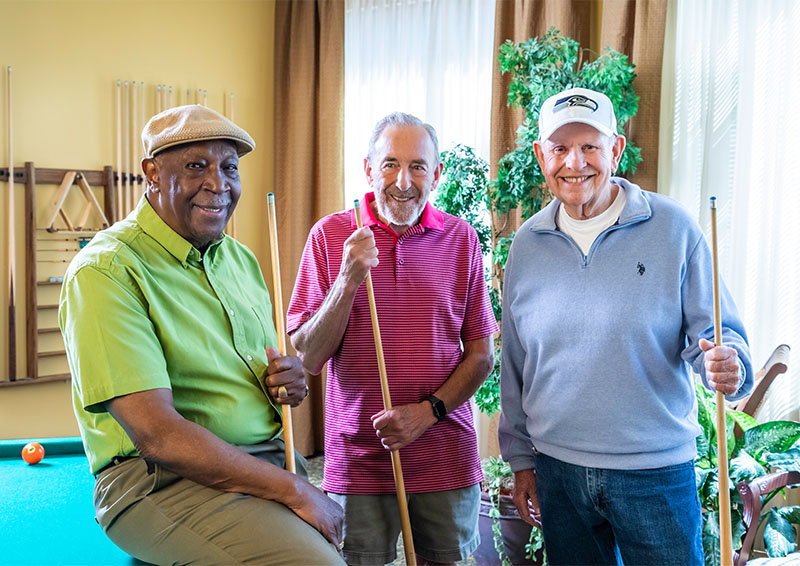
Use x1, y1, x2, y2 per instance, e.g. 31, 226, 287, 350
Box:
734, 344, 791, 438
735, 471, 800, 566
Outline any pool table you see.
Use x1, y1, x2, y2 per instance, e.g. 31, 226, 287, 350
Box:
0, 437, 148, 565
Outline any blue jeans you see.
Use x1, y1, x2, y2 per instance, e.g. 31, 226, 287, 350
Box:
533, 451, 703, 566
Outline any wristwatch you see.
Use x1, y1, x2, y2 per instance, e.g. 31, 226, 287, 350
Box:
426, 395, 447, 422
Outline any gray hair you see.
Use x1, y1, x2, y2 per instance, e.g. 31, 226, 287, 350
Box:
366, 112, 440, 166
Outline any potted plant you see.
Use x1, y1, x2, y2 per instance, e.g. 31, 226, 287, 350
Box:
437, 146, 541, 566
435, 27, 642, 565
694, 382, 800, 565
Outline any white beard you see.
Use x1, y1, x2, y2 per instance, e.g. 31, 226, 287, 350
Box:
374, 191, 425, 227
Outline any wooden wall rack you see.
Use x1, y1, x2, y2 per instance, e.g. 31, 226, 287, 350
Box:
0, 163, 117, 387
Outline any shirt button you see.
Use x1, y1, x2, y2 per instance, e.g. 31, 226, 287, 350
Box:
230, 310, 235, 317
398, 259, 404, 265
246, 355, 253, 361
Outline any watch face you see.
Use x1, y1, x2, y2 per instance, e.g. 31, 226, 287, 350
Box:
429, 396, 446, 420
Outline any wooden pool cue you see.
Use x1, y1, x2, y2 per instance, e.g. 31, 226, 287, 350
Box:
132, 81, 139, 210
123, 81, 131, 215
710, 196, 732, 566
7, 66, 16, 381
353, 199, 417, 566
115, 80, 123, 222
266, 193, 296, 474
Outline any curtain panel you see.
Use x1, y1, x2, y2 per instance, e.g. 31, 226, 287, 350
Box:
273, 0, 345, 456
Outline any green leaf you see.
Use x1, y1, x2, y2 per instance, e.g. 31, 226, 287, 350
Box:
764, 448, 800, 473
726, 408, 737, 459
728, 410, 759, 434
742, 421, 800, 460
436, 145, 492, 256
702, 510, 721, 566
765, 507, 798, 557
729, 449, 766, 486
474, 367, 501, 416
695, 383, 716, 462
525, 525, 546, 562
696, 466, 713, 505
777, 506, 800, 524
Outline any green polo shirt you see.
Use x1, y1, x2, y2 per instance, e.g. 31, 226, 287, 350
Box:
59, 196, 282, 475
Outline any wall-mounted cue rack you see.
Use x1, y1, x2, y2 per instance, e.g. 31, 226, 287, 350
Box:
0, 162, 121, 387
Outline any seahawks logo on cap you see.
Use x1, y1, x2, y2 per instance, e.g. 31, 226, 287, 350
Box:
553, 94, 599, 113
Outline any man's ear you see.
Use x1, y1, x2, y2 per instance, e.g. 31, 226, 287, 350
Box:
431, 161, 444, 190
533, 141, 545, 170
611, 134, 626, 173
142, 157, 158, 191
363, 157, 374, 185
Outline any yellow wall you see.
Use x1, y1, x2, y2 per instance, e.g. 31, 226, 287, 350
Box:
0, 0, 276, 439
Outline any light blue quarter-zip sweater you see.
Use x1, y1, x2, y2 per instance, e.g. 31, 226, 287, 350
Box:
498, 178, 753, 472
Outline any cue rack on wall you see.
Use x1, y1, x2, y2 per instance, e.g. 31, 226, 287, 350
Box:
0, 163, 116, 387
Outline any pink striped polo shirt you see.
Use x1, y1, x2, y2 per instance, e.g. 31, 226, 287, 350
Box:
287, 193, 498, 494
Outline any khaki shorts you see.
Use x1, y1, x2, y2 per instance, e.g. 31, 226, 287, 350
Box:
329, 484, 480, 565
94, 440, 344, 566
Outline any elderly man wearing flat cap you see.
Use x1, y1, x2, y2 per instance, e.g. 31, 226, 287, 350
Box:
59, 105, 345, 565
498, 87, 754, 565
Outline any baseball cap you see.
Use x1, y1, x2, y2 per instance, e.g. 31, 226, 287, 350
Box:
142, 104, 255, 158
538, 87, 617, 141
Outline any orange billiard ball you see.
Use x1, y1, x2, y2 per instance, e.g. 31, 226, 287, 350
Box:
21, 442, 45, 465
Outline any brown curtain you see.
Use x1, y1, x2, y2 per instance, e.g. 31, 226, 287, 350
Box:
273, 0, 344, 456
491, 0, 667, 193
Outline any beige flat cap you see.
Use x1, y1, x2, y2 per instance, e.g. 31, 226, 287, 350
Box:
142, 104, 255, 158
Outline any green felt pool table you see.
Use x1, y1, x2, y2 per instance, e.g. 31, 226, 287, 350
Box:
0, 437, 147, 565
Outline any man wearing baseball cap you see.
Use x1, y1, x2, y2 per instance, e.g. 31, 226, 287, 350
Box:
497, 87, 753, 564
59, 105, 345, 565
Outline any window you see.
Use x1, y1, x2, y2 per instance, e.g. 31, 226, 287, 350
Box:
663, 0, 799, 418
344, 0, 496, 205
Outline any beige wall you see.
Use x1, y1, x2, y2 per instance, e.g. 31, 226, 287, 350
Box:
0, 0, 276, 439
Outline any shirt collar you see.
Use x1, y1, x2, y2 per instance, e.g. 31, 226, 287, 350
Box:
350, 192, 445, 233
135, 194, 224, 267
530, 177, 652, 232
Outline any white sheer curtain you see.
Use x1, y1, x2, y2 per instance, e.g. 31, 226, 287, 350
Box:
662, 0, 800, 419
343, 0, 496, 206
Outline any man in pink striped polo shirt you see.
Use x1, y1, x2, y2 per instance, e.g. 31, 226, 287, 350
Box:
288, 112, 498, 566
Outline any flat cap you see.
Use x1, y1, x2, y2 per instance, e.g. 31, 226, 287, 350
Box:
142, 104, 255, 158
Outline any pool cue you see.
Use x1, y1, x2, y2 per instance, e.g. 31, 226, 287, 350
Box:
266, 193, 296, 474
710, 196, 732, 566
138, 81, 145, 201
115, 80, 123, 221
353, 199, 417, 566
123, 81, 131, 215
7, 66, 16, 381
131, 82, 138, 209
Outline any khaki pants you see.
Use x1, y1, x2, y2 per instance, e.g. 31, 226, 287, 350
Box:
94, 441, 344, 566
